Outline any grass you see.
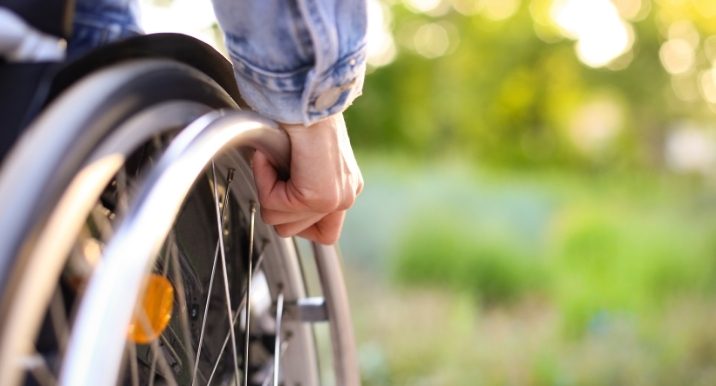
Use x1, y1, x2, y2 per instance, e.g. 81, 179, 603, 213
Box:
393, 215, 547, 306
341, 156, 716, 384
386, 164, 716, 336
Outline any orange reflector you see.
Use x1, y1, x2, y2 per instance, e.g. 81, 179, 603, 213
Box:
128, 274, 174, 344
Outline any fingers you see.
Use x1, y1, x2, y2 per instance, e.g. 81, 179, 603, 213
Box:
273, 213, 326, 238
252, 150, 289, 208
253, 149, 327, 213
296, 211, 346, 245
253, 148, 359, 214
260, 207, 321, 225
251, 114, 362, 245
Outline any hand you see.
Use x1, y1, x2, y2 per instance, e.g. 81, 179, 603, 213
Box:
252, 114, 364, 245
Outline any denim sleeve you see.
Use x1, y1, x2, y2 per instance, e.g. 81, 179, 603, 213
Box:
211, 0, 367, 125
70, 0, 367, 126
68, 0, 143, 58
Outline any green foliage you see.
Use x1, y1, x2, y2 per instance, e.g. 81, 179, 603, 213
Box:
393, 216, 547, 305
549, 203, 716, 336
385, 165, 716, 336
345, 0, 715, 169
343, 0, 716, 381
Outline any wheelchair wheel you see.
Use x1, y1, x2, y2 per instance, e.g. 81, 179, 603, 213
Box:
0, 59, 359, 386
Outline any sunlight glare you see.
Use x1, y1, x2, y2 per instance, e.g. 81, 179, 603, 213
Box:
139, 0, 222, 51
140, 0, 216, 34
367, 0, 397, 67
551, 0, 633, 68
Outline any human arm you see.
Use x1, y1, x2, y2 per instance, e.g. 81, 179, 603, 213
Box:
211, 0, 368, 243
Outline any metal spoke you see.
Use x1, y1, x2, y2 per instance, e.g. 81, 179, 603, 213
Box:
143, 237, 175, 386
22, 352, 55, 386
127, 341, 140, 386
164, 324, 207, 383
169, 235, 197, 374
158, 335, 183, 370
134, 292, 179, 386
205, 243, 268, 386
149, 339, 178, 386
273, 292, 284, 386
116, 166, 129, 214
147, 345, 158, 386
49, 288, 69, 361
261, 335, 291, 386
243, 202, 257, 386
192, 168, 235, 386
211, 161, 241, 385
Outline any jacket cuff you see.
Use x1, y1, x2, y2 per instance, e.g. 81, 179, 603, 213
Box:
230, 47, 366, 126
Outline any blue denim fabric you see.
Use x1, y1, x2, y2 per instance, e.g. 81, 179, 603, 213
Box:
68, 0, 143, 58
69, 0, 367, 125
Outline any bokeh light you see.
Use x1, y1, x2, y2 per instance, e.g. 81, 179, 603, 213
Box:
481, 0, 521, 21
569, 99, 623, 155
671, 72, 701, 102
114, 3, 716, 382
404, 0, 443, 14
660, 39, 695, 74
140, 0, 222, 51
413, 23, 450, 58
449, 0, 521, 20
551, 0, 634, 68
700, 68, 716, 104
665, 123, 716, 174
704, 35, 716, 64
668, 20, 700, 48
366, 0, 397, 67
451, 0, 483, 15
612, 0, 650, 20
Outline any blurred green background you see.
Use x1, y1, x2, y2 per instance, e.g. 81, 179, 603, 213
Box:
338, 0, 716, 384
141, 0, 716, 383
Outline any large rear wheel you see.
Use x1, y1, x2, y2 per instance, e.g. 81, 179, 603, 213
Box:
0, 59, 358, 386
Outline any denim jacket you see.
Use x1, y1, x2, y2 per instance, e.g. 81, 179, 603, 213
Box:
70, 0, 367, 125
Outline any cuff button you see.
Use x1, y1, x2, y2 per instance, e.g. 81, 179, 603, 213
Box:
314, 87, 342, 110
313, 79, 358, 110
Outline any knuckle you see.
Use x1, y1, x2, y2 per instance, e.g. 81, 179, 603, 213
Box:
356, 177, 365, 196
297, 188, 341, 212
312, 199, 340, 213
336, 194, 355, 211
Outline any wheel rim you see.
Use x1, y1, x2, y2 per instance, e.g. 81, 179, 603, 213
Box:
0, 59, 359, 386
0, 101, 216, 386
59, 110, 319, 386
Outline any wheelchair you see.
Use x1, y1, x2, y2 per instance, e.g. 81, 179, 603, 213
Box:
0, 2, 359, 385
